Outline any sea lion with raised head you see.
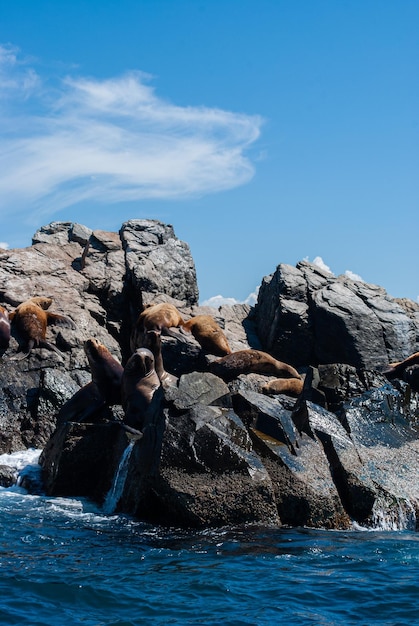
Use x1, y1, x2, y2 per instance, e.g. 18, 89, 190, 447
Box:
9, 296, 76, 360
0, 306, 11, 351
261, 377, 304, 398
209, 349, 301, 383
142, 329, 178, 388
121, 347, 164, 433
181, 315, 232, 356
130, 302, 185, 353
56, 338, 124, 425
84, 338, 124, 405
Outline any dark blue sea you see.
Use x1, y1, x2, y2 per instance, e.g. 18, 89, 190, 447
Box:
0, 450, 418, 626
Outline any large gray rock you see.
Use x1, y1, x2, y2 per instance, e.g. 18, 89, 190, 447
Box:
128, 405, 280, 528
120, 219, 199, 307
255, 260, 419, 369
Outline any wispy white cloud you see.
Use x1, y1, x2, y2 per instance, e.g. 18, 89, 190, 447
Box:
0, 44, 263, 221
0, 44, 40, 96
0, 241, 9, 249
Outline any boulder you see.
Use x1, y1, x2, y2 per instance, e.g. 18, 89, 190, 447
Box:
255, 261, 419, 369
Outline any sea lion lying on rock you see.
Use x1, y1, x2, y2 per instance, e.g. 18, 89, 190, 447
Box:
121, 347, 164, 434
9, 296, 76, 360
261, 377, 304, 398
130, 302, 185, 352
181, 315, 232, 356
210, 349, 301, 383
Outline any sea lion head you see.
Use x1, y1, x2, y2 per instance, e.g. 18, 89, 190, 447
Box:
84, 337, 108, 363
124, 347, 155, 378
84, 338, 122, 374
29, 296, 54, 310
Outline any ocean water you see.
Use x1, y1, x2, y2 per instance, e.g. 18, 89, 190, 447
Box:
0, 451, 418, 626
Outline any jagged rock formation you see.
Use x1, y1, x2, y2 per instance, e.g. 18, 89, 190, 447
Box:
1, 219, 419, 530
255, 260, 419, 370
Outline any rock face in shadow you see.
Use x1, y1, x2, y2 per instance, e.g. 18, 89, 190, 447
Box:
1, 219, 419, 531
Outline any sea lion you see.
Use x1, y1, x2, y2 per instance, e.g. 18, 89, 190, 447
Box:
261, 377, 304, 398
209, 349, 301, 383
9, 296, 76, 360
381, 352, 419, 379
0, 306, 11, 351
130, 302, 185, 352
142, 329, 178, 388
181, 315, 232, 356
84, 338, 124, 405
55, 381, 105, 426
56, 338, 124, 425
121, 347, 164, 433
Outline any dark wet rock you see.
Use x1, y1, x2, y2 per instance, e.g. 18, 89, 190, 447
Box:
317, 363, 389, 416
169, 371, 232, 411
0, 464, 16, 488
123, 405, 279, 528
40, 420, 127, 501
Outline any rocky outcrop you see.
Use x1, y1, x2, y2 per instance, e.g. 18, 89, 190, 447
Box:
255, 260, 419, 370
1, 220, 419, 531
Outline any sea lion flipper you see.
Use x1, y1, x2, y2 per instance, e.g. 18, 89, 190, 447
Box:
9, 349, 31, 361
46, 312, 77, 330
37, 340, 65, 358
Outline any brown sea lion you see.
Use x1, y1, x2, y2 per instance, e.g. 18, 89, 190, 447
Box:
121, 347, 164, 433
142, 329, 178, 388
84, 338, 124, 405
56, 338, 124, 425
9, 296, 76, 360
261, 377, 304, 398
381, 352, 419, 379
181, 315, 232, 356
130, 302, 185, 352
55, 381, 105, 426
209, 349, 301, 383
0, 306, 11, 351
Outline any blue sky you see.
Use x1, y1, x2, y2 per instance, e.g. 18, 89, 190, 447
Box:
0, 0, 418, 304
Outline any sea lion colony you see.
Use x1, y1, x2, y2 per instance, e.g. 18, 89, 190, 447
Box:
2, 296, 418, 436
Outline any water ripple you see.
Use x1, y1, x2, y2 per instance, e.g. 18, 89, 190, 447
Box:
0, 487, 418, 625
